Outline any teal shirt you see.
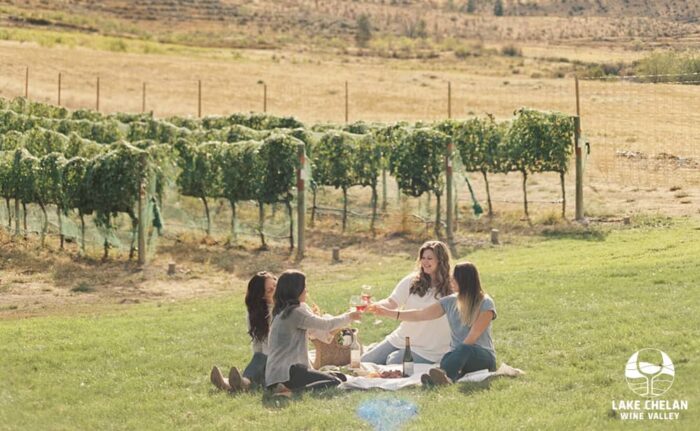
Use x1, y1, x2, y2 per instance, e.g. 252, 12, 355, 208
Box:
438, 294, 497, 357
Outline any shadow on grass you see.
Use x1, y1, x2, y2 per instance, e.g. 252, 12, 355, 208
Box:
457, 380, 492, 395
261, 386, 352, 409
540, 225, 609, 242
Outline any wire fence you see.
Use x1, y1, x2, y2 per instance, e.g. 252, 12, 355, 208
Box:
1, 65, 698, 253
580, 75, 700, 188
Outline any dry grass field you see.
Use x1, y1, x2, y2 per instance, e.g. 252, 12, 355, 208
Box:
1, 33, 697, 200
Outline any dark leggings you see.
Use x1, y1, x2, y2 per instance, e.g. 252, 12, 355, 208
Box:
277, 364, 342, 392
439, 344, 496, 382
242, 352, 267, 388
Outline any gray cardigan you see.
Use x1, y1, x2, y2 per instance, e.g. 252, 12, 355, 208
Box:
265, 304, 351, 386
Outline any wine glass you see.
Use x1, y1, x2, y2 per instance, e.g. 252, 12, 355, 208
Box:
349, 295, 365, 312
361, 285, 372, 304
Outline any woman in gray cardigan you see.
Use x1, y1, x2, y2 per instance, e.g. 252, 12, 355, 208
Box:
265, 270, 362, 395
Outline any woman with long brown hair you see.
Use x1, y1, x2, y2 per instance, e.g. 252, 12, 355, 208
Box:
210, 271, 276, 392
265, 270, 362, 395
361, 241, 452, 365
368, 261, 497, 385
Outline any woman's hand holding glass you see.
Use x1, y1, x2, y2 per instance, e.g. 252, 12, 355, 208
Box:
366, 304, 390, 317
348, 310, 363, 321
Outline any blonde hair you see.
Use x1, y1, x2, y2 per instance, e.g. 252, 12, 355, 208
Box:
410, 241, 452, 299
453, 262, 486, 326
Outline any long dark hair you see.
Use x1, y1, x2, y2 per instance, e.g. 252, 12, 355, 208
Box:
272, 270, 306, 319
453, 262, 486, 326
245, 271, 275, 342
410, 240, 452, 299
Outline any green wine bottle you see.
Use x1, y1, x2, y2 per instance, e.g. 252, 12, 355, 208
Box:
402, 336, 414, 377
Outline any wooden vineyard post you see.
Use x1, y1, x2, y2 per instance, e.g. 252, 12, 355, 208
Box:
447, 81, 452, 119
381, 169, 388, 211
446, 81, 455, 237
142, 82, 147, 113
345, 81, 349, 124
57, 72, 62, 106
491, 228, 500, 245
24, 67, 29, 99
14, 199, 20, 236
198, 80, 202, 118
574, 77, 584, 221
446, 141, 454, 245
574, 115, 583, 221
138, 153, 148, 266
296, 142, 306, 260
258, 81, 267, 113
96, 76, 100, 112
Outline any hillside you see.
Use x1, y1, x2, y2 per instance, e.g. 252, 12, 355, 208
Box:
1, 0, 698, 51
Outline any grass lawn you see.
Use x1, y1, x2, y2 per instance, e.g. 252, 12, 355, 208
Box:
1, 219, 699, 430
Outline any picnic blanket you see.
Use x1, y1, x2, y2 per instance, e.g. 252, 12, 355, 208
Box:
336, 362, 524, 391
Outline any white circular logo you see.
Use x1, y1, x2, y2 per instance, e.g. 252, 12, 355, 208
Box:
625, 349, 675, 397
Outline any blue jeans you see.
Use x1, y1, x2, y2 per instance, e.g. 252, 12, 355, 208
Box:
242, 352, 267, 388
439, 344, 496, 381
360, 339, 434, 365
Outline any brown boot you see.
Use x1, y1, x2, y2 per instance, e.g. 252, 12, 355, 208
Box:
210, 366, 231, 391
271, 383, 292, 398
228, 367, 245, 393
428, 368, 452, 386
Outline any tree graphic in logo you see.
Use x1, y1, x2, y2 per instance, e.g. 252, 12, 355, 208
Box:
625, 349, 675, 397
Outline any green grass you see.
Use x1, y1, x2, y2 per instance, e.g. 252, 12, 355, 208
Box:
1, 220, 699, 430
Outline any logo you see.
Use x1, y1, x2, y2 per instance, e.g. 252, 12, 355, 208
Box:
625, 348, 675, 397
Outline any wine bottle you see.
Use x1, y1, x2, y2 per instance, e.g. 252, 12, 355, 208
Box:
402, 336, 414, 377
350, 331, 361, 368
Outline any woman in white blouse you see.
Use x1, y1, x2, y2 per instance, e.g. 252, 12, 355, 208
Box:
361, 241, 452, 365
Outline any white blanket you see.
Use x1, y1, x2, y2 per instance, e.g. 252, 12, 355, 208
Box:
338, 363, 503, 391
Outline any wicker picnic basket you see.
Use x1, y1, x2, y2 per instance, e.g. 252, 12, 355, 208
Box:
311, 329, 361, 369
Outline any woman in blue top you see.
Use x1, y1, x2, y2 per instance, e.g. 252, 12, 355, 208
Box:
369, 262, 496, 385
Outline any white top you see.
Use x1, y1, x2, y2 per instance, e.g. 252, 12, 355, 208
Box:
384, 273, 451, 363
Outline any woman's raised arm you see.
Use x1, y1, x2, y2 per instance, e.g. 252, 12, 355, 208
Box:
371, 297, 398, 310
368, 302, 444, 322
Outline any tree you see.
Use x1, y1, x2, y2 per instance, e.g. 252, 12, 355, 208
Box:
453, 116, 508, 217
466, 0, 476, 14
351, 134, 382, 235
257, 134, 301, 250
174, 139, 222, 237
505, 108, 574, 220
389, 128, 448, 236
312, 131, 356, 232
494, 0, 504, 16
356, 14, 372, 48
216, 141, 262, 243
